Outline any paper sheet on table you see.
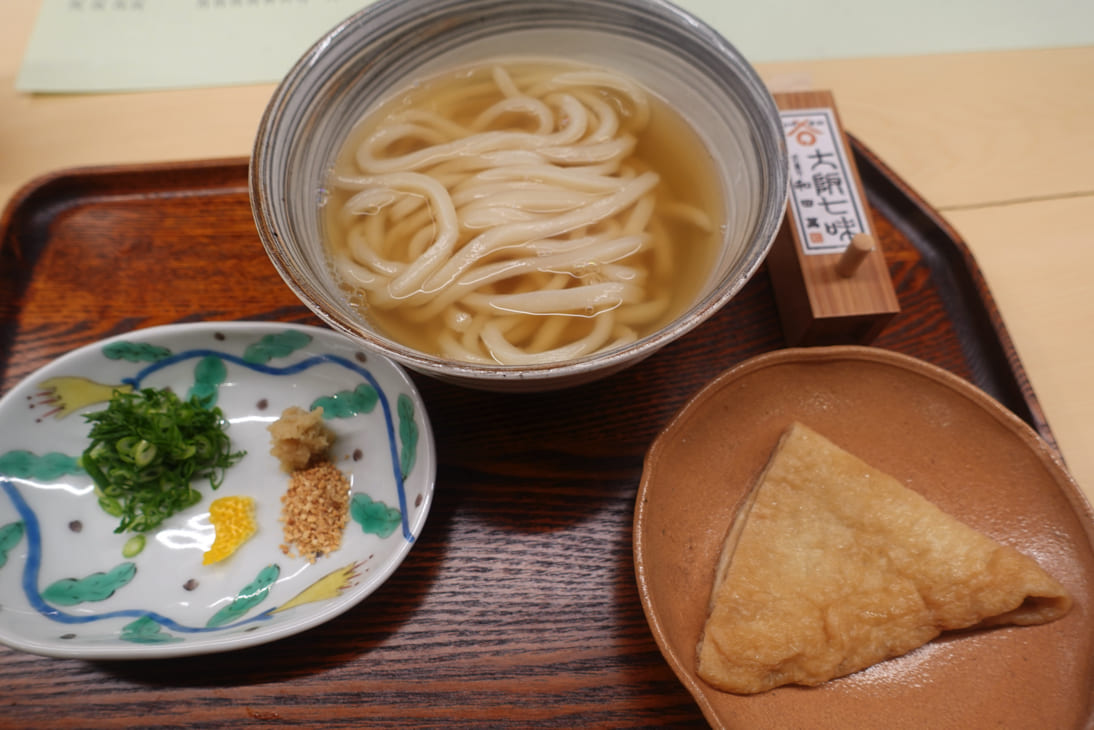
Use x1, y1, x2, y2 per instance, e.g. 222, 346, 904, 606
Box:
16, 0, 1094, 94
16, 0, 371, 93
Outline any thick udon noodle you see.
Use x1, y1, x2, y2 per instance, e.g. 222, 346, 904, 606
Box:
326, 60, 717, 365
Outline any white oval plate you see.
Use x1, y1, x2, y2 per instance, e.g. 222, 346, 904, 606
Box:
0, 322, 435, 659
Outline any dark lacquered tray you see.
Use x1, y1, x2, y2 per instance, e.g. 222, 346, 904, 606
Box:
0, 137, 1074, 728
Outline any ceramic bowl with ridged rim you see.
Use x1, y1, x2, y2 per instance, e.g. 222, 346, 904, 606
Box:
250, 0, 788, 392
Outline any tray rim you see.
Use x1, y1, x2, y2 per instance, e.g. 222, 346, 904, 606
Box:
846, 134, 1056, 453
0, 141, 1055, 454
0, 136, 1082, 726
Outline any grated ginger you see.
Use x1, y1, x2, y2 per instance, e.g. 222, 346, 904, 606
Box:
267, 406, 334, 472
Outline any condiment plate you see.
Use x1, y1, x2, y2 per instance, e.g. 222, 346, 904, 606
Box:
0, 322, 435, 659
634, 346, 1094, 729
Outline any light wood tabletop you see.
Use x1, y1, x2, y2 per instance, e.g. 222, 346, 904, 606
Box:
1, 5, 1091, 504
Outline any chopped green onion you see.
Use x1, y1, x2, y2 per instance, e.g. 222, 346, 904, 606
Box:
79, 388, 246, 533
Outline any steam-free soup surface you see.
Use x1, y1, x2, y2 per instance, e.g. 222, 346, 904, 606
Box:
324, 57, 724, 365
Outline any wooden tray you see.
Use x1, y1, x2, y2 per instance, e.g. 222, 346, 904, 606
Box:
0, 138, 1071, 727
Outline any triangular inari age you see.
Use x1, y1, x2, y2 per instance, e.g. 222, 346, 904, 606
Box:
696, 422, 1072, 695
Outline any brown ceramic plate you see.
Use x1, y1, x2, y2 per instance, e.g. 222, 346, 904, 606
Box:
634, 346, 1094, 729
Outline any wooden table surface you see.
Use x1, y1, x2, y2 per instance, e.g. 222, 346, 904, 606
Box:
1, 3, 1092, 728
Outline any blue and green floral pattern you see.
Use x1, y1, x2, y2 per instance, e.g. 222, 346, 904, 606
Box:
0, 323, 434, 658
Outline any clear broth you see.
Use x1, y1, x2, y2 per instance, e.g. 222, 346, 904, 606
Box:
323, 57, 725, 362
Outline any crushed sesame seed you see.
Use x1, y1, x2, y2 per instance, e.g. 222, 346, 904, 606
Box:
279, 460, 350, 563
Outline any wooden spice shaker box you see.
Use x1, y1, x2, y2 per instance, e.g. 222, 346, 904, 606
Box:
766, 90, 900, 346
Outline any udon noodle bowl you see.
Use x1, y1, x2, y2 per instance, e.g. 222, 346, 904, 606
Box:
323, 57, 723, 366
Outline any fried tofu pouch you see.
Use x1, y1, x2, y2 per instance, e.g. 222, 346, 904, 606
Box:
697, 422, 1072, 695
